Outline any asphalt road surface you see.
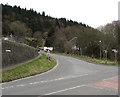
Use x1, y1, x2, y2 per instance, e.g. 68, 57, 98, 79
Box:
1, 54, 118, 96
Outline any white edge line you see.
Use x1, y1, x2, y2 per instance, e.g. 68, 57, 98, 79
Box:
44, 84, 86, 95
1, 59, 59, 85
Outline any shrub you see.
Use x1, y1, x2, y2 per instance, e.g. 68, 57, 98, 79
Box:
2, 40, 38, 67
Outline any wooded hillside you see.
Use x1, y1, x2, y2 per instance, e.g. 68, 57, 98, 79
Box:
2, 4, 119, 61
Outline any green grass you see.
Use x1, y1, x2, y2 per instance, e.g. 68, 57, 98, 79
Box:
2, 54, 57, 82
54, 52, 119, 66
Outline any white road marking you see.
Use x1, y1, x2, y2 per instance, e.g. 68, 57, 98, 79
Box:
2, 73, 89, 90
88, 85, 105, 90
2, 86, 14, 89
44, 84, 86, 95
2, 69, 117, 90
29, 82, 40, 85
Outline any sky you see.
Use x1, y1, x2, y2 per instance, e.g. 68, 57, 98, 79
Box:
0, 0, 119, 28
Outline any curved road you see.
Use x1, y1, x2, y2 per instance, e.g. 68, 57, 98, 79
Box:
2, 54, 118, 95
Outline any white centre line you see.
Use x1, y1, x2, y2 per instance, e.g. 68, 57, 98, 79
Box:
2, 73, 89, 90
44, 84, 86, 95
2, 70, 117, 90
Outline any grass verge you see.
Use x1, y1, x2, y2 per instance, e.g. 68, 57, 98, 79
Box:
2, 54, 57, 82
54, 52, 119, 66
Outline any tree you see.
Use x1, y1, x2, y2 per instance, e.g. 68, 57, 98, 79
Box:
76, 27, 101, 57
2, 20, 11, 35
42, 11, 45, 16
33, 31, 44, 46
45, 26, 55, 46
98, 21, 119, 60
53, 30, 68, 52
9, 21, 30, 37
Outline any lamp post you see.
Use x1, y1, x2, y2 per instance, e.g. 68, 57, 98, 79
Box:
99, 40, 102, 59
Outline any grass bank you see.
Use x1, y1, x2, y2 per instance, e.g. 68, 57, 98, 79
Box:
2, 54, 57, 82
54, 52, 119, 66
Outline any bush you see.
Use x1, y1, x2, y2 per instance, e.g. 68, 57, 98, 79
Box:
2, 40, 38, 67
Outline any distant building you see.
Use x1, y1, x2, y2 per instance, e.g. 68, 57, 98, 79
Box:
43, 47, 53, 51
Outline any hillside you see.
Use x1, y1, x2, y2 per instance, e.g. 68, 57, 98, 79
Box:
2, 4, 93, 47
2, 4, 119, 61
2, 4, 87, 35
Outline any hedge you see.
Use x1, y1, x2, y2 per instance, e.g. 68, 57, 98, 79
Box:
2, 40, 38, 68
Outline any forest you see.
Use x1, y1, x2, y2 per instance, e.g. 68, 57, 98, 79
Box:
2, 4, 119, 61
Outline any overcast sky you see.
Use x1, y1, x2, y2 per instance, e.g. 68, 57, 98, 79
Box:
0, 0, 119, 28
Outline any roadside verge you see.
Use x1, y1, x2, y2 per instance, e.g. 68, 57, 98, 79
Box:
2, 54, 57, 83
2, 54, 41, 72
54, 52, 119, 66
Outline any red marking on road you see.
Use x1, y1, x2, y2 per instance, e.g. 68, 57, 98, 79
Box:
88, 76, 119, 92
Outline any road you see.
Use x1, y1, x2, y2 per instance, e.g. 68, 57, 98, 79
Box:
1, 54, 118, 96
